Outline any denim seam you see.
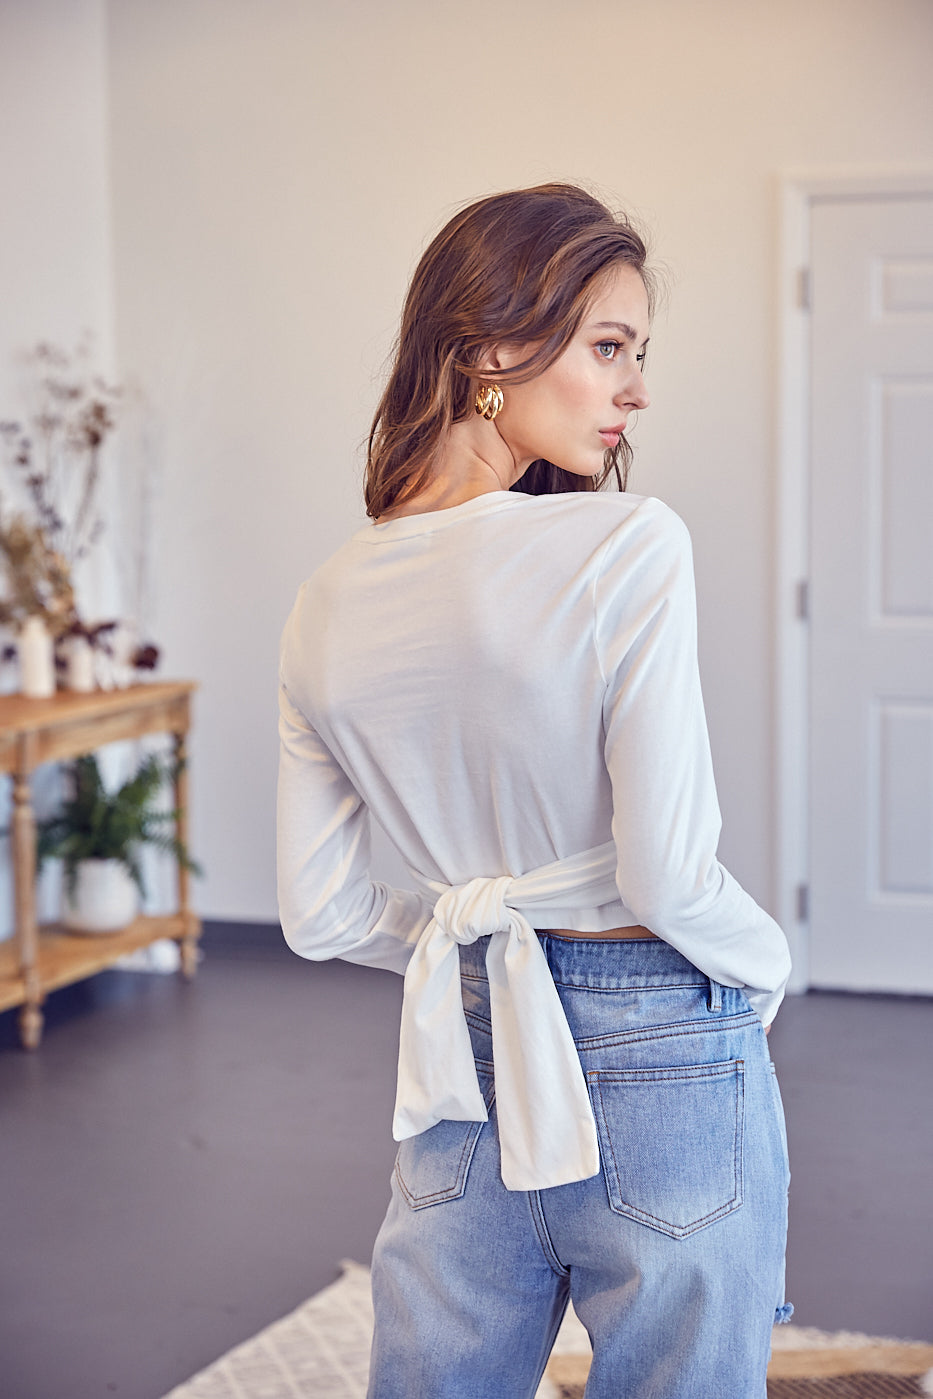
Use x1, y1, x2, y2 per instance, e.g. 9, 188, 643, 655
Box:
527, 1190, 570, 1277
575, 1012, 758, 1053
549, 978, 706, 993
587, 1060, 744, 1084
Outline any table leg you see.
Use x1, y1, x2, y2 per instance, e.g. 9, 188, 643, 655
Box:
173, 732, 198, 979
12, 765, 43, 1049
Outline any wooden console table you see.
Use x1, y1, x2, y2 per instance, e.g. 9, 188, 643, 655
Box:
0, 681, 200, 1049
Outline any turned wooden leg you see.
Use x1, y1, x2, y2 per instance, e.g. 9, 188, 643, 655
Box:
12, 757, 43, 1050
173, 731, 199, 979
180, 919, 199, 980
18, 1002, 43, 1051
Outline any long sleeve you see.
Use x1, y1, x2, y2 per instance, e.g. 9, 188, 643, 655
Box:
276, 670, 433, 972
594, 504, 791, 1024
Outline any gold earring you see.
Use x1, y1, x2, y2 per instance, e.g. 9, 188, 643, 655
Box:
474, 383, 504, 421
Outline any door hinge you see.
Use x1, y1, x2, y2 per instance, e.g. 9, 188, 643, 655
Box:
796, 883, 810, 923
797, 267, 811, 311
795, 579, 810, 620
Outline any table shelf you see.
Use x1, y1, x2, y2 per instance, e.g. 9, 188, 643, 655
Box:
0, 912, 199, 1012
0, 682, 200, 1048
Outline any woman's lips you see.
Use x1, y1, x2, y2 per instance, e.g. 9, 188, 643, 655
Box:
599, 429, 624, 448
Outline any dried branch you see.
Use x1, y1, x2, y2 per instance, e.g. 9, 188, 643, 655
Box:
0, 342, 121, 572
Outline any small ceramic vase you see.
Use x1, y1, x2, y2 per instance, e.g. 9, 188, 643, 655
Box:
61, 634, 96, 692
19, 616, 56, 698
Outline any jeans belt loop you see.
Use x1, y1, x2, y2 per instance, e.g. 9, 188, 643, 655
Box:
707, 978, 723, 1012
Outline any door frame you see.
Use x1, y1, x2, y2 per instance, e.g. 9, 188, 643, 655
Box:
775, 168, 933, 992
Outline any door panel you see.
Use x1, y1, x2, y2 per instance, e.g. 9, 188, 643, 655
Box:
809, 196, 933, 992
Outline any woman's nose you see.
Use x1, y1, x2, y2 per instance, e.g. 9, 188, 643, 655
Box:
618, 368, 650, 412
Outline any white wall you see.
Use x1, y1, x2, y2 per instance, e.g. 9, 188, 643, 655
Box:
0, 0, 115, 935
0, 0, 114, 380
72, 0, 933, 923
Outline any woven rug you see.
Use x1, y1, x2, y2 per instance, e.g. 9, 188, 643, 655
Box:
161, 1262, 933, 1399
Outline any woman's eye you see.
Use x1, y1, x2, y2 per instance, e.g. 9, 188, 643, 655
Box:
596, 341, 620, 359
636, 350, 647, 368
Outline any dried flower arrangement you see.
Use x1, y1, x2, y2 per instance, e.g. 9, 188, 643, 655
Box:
0, 341, 160, 685
0, 514, 75, 637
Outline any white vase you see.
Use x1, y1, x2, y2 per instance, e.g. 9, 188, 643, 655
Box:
62, 859, 140, 934
19, 616, 56, 698
60, 634, 96, 692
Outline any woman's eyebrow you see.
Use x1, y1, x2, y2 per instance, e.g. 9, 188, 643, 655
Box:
592, 320, 650, 346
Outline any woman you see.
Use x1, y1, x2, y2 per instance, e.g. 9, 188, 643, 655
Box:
278, 183, 792, 1398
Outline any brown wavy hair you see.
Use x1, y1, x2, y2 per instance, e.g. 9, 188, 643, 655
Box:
365, 183, 654, 519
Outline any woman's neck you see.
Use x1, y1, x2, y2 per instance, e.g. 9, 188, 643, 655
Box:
378, 419, 521, 520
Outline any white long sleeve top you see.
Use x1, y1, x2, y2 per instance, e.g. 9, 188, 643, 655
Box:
277, 489, 792, 1190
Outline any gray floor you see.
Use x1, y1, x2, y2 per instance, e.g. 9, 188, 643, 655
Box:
1, 927, 931, 1399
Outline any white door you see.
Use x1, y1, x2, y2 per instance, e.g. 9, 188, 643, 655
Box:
809, 195, 933, 992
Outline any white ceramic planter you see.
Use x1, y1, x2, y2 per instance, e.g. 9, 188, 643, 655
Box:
62, 859, 140, 934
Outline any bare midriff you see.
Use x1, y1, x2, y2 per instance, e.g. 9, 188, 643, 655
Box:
542, 925, 658, 941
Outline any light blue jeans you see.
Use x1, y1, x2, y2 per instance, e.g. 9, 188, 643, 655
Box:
368, 936, 792, 1398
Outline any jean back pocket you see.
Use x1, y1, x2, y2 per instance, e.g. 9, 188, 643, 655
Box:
588, 1059, 745, 1239
394, 1069, 494, 1211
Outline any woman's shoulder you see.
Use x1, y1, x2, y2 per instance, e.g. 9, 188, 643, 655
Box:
287, 491, 689, 607
514, 489, 690, 552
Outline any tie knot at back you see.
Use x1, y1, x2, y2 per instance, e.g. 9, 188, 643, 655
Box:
433, 875, 514, 945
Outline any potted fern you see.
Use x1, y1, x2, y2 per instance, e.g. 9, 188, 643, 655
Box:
37, 752, 200, 934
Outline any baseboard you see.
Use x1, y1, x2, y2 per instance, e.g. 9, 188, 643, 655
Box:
199, 919, 293, 959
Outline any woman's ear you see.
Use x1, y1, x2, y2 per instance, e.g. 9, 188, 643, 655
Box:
479, 342, 524, 376
477, 347, 503, 378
